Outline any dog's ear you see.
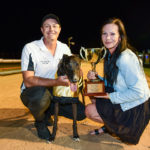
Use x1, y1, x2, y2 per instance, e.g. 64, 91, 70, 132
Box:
61, 54, 71, 68
57, 54, 69, 76
71, 55, 81, 66
62, 54, 69, 60
57, 59, 65, 76
75, 56, 81, 65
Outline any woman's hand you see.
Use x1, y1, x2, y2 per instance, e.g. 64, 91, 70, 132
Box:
87, 70, 98, 80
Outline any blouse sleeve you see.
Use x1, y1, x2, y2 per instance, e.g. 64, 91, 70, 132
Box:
109, 51, 145, 104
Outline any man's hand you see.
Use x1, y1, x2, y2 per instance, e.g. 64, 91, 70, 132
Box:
23, 71, 70, 87
56, 75, 70, 86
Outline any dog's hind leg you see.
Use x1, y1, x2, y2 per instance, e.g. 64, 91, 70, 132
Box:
72, 103, 80, 141
50, 102, 59, 142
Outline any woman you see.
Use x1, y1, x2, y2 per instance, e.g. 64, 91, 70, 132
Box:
85, 18, 150, 144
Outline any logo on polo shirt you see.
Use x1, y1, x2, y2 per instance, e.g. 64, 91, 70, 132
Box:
40, 60, 50, 64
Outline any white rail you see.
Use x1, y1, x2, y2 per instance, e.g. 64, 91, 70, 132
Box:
0, 59, 21, 63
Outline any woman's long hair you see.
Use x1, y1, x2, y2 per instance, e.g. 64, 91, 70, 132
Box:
100, 18, 129, 85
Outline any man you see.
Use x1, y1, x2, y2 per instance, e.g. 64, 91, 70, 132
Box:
20, 13, 85, 141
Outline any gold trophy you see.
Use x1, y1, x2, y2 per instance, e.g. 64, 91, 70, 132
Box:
80, 47, 107, 96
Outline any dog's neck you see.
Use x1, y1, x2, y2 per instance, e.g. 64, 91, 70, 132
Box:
53, 73, 83, 98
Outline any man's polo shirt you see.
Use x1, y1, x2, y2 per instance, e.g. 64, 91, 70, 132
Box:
21, 37, 71, 92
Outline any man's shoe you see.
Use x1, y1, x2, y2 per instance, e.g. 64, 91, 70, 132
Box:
34, 121, 51, 140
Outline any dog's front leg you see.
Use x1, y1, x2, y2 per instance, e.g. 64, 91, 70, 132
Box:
72, 103, 80, 141
50, 102, 59, 142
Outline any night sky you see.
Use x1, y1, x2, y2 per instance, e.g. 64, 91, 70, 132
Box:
1, 0, 150, 58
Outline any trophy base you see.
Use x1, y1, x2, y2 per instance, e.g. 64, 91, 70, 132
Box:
83, 79, 106, 96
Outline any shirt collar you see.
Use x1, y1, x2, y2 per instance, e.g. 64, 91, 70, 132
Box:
38, 37, 48, 52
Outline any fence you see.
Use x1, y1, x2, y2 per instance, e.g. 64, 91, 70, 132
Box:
0, 59, 21, 75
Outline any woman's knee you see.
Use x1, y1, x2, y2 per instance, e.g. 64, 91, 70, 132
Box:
85, 104, 103, 123
85, 104, 94, 118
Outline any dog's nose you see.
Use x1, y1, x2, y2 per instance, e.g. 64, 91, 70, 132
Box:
71, 74, 80, 83
72, 77, 79, 83
72, 79, 78, 83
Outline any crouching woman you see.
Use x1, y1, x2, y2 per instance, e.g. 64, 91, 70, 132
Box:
85, 18, 150, 144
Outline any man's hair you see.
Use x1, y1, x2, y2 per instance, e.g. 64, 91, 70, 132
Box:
41, 13, 61, 27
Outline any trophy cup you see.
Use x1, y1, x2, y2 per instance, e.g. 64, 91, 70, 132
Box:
80, 47, 107, 96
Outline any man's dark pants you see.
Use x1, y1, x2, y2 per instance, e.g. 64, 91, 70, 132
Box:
20, 86, 86, 122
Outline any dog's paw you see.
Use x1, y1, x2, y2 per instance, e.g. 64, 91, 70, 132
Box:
46, 136, 55, 143
46, 140, 53, 144
73, 137, 80, 142
73, 135, 80, 142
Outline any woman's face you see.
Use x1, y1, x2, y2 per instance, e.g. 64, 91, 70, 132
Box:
101, 23, 121, 54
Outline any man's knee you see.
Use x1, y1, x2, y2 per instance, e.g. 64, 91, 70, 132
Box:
21, 86, 52, 110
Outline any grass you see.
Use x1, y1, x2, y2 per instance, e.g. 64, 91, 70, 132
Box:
144, 67, 150, 77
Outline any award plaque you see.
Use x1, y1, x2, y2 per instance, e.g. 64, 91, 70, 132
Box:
80, 47, 107, 96
83, 79, 106, 96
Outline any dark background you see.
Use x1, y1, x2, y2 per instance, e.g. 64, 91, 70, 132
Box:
1, 0, 150, 58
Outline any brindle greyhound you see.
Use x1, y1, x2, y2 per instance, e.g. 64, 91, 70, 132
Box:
49, 54, 84, 142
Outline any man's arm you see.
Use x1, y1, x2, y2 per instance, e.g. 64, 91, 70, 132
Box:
22, 71, 70, 88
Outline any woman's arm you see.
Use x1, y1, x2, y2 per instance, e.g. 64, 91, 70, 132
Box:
109, 51, 146, 104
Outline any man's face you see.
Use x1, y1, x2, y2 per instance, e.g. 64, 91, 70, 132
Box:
41, 18, 61, 41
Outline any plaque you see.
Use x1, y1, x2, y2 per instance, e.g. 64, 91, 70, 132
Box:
83, 79, 106, 96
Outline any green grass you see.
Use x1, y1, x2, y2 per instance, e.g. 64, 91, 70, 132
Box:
144, 67, 150, 77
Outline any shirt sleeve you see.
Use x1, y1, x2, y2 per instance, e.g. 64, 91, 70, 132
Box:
64, 44, 72, 56
109, 52, 145, 104
21, 44, 34, 71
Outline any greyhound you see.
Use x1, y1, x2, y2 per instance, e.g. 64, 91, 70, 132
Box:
49, 54, 84, 142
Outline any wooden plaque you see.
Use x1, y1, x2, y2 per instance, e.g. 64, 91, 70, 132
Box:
83, 79, 106, 96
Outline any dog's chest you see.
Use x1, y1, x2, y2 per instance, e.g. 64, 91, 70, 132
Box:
53, 70, 82, 98
53, 85, 79, 97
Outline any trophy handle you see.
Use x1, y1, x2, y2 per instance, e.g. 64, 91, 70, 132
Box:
80, 47, 88, 61
94, 47, 107, 65
100, 47, 107, 60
